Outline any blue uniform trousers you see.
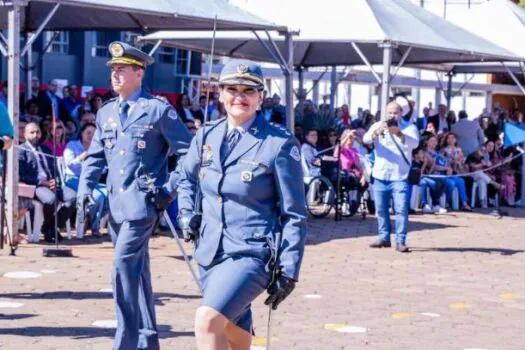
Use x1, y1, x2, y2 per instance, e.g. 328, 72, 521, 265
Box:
108, 216, 159, 350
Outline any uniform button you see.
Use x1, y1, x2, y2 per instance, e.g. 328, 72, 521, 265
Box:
119, 187, 124, 193
119, 150, 125, 156
120, 169, 124, 175
217, 196, 223, 203
120, 132, 125, 137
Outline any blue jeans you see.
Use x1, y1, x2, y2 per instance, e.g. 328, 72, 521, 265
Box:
65, 176, 108, 231
373, 178, 409, 244
418, 177, 444, 207
444, 177, 468, 204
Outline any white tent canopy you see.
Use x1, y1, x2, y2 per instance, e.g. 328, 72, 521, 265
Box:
139, 0, 520, 67
0, 0, 283, 31
411, 0, 525, 74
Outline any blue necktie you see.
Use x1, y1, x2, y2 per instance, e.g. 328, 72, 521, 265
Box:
119, 100, 129, 126
221, 128, 242, 162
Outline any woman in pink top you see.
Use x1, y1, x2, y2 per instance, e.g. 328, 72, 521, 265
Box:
41, 119, 67, 157
336, 129, 366, 185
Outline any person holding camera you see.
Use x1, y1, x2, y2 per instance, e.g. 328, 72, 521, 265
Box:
363, 101, 419, 253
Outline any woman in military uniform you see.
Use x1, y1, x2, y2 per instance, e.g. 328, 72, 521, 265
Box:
177, 59, 307, 350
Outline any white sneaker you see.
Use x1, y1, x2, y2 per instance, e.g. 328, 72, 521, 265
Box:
423, 204, 433, 214
433, 205, 447, 214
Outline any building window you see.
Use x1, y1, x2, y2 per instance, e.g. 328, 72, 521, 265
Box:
175, 49, 189, 75
158, 46, 175, 64
92, 32, 112, 57
44, 31, 69, 54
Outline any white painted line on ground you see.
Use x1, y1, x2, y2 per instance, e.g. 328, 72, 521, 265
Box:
304, 294, 323, 299
0, 301, 24, 308
3, 271, 42, 279
91, 320, 117, 328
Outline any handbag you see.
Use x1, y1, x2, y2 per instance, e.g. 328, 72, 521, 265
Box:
388, 133, 421, 185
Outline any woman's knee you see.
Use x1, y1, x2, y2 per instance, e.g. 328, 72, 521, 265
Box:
195, 306, 227, 335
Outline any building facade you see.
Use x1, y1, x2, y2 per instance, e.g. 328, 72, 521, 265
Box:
0, 30, 202, 97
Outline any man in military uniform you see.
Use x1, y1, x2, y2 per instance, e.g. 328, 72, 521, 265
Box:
77, 41, 192, 350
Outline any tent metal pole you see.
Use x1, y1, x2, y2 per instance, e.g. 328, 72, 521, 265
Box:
389, 46, 412, 83
297, 67, 304, 118
501, 62, 525, 96
351, 42, 381, 84
148, 40, 163, 56
446, 72, 453, 112
285, 31, 294, 131
253, 31, 287, 74
329, 65, 337, 113
264, 30, 290, 75
380, 43, 392, 121
21, 3, 61, 57
26, 33, 32, 102
306, 67, 328, 95
6, 1, 22, 250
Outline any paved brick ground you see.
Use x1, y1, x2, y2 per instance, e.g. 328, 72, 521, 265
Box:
1, 208, 525, 350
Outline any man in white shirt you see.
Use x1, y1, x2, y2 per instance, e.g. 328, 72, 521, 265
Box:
363, 102, 419, 252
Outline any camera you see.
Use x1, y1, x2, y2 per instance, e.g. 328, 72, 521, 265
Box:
386, 118, 399, 128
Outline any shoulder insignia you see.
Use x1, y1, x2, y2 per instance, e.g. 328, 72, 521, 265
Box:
167, 109, 179, 120
268, 122, 292, 136
290, 145, 301, 162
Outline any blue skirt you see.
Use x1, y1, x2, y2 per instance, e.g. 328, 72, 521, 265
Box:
199, 255, 271, 333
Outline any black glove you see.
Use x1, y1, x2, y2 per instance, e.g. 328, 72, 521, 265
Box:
77, 194, 96, 224
264, 274, 296, 310
153, 187, 173, 212
178, 211, 201, 242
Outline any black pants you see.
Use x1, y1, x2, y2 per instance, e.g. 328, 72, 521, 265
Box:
35, 185, 76, 238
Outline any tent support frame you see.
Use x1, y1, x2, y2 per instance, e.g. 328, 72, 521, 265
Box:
148, 39, 163, 56
501, 62, 525, 96
350, 42, 381, 84
379, 42, 393, 121
389, 46, 412, 83
21, 3, 60, 57
4, 0, 23, 250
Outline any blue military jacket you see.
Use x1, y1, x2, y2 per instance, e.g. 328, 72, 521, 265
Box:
78, 90, 192, 224
177, 114, 307, 281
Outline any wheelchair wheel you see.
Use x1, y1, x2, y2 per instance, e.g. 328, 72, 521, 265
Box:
306, 176, 335, 218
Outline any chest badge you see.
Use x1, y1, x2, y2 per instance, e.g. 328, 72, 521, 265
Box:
137, 140, 146, 149
105, 142, 114, 149
241, 170, 253, 183
202, 144, 213, 161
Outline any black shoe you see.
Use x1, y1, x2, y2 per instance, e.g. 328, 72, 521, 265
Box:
396, 243, 410, 253
370, 239, 391, 248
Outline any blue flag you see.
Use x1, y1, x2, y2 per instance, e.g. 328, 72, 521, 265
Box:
503, 122, 525, 148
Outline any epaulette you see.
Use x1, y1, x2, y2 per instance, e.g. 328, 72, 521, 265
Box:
268, 122, 292, 137
204, 117, 226, 127
100, 97, 117, 108
151, 95, 171, 106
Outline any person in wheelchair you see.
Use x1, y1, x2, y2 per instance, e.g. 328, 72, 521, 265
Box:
301, 128, 321, 177
334, 129, 368, 214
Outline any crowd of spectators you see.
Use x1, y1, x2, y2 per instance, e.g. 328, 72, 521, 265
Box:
4, 77, 524, 243
294, 95, 524, 215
